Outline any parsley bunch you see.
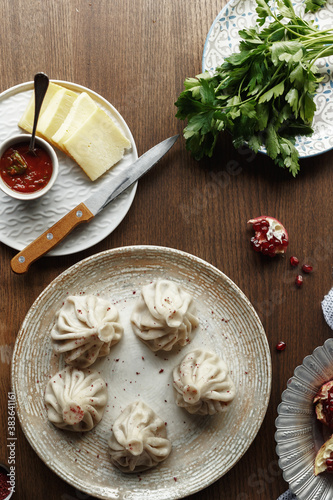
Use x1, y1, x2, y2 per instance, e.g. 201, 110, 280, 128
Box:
175, 0, 333, 176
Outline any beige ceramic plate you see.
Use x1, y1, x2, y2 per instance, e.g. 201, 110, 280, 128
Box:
11, 246, 271, 499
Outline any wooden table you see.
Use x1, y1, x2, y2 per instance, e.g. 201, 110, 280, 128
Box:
0, 0, 332, 498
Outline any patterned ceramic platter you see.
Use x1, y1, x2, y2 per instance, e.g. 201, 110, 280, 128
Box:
202, 0, 333, 158
276, 338, 333, 500
12, 246, 271, 499
0, 81, 137, 256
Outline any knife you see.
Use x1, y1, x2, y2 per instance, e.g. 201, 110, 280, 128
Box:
10, 135, 179, 274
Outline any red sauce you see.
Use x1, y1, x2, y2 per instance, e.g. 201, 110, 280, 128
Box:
0, 142, 53, 193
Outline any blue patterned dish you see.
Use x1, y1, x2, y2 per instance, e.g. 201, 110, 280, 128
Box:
202, 0, 333, 158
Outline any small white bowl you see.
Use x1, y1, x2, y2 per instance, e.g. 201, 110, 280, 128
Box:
0, 133, 58, 201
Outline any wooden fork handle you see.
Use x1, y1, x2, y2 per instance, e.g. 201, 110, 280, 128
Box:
10, 202, 94, 274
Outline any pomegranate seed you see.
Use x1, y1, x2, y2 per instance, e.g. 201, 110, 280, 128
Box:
250, 237, 261, 252
276, 341, 286, 351
290, 256, 299, 267
253, 222, 262, 231
295, 275, 303, 287
302, 264, 313, 274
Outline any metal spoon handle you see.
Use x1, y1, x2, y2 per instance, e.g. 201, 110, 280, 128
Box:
29, 72, 49, 152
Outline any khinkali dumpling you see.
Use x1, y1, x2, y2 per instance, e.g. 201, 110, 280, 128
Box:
108, 400, 172, 472
45, 366, 107, 432
173, 349, 236, 415
51, 294, 123, 368
131, 279, 199, 351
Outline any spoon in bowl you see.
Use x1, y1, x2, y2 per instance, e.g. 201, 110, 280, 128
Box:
29, 72, 49, 155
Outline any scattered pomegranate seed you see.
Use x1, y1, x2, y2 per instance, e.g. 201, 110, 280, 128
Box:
302, 264, 313, 274
295, 275, 303, 287
290, 256, 299, 267
276, 341, 286, 351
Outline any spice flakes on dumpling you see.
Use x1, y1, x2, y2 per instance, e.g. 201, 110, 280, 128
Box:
108, 400, 172, 472
131, 279, 199, 352
173, 349, 236, 415
45, 366, 107, 432
51, 294, 123, 368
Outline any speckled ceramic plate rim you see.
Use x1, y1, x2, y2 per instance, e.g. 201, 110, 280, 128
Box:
0, 80, 138, 256
11, 245, 272, 499
202, 0, 333, 159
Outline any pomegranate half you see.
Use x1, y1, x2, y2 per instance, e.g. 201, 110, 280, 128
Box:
315, 435, 333, 475
247, 216, 289, 257
313, 380, 333, 429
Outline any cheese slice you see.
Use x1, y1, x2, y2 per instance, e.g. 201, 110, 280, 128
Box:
52, 92, 97, 151
63, 107, 131, 181
18, 82, 63, 134
37, 88, 78, 142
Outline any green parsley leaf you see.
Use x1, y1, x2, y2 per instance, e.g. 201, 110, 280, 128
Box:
285, 88, 299, 116
258, 81, 285, 103
276, 0, 296, 19
255, 0, 273, 25
270, 41, 304, 65
305, 0, 327, 12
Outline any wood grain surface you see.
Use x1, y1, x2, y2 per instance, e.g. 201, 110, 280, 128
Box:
0, 0, 332, 499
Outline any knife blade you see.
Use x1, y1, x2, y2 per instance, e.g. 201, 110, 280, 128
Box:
10, 135, 179, 274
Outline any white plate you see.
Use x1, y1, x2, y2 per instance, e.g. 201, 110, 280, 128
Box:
275, 338, 333, 500
11, 245, 271, 500
0, 81, 138, 256
202, 0, 333, 158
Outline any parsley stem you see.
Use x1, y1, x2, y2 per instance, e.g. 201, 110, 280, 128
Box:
308, 45, 333, 69
215, 75, 231, 93
238, 75, 247, 98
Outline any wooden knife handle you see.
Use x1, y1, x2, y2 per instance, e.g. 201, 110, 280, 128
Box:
10, 202, 94, 274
